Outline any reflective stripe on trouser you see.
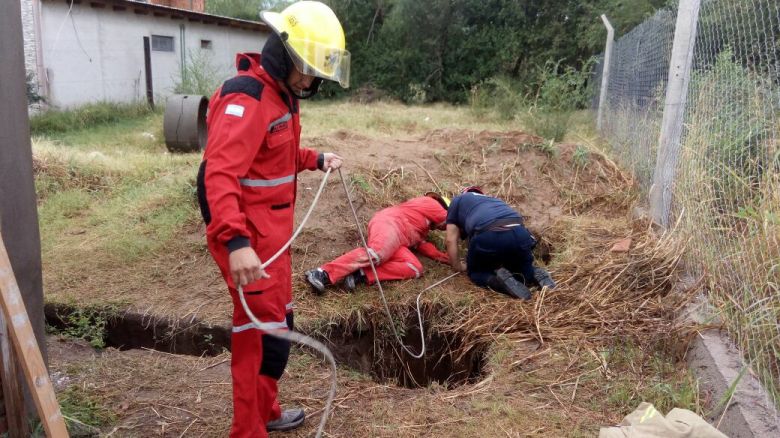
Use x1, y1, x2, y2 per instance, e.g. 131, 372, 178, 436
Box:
362, 246, 424, 284
321, 218, 407, 283
229, 287, 293, 438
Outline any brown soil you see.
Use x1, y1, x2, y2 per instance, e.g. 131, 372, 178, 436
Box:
44, 128, 699, 437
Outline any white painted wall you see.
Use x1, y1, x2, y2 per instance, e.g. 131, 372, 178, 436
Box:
39, 2, 267, 108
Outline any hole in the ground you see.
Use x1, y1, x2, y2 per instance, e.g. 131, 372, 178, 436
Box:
45, 303, 489, 389
324, 308, 489, 389
44, 303, 230, 356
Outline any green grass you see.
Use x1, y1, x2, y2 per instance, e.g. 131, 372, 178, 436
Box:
33, 109, 200, 284
59, 385, 117, 427
30, 102, 156, 136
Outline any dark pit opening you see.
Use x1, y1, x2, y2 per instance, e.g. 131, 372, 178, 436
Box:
45, 303, 489, 390
324, 312, 489, 389
44, 303, 230, 357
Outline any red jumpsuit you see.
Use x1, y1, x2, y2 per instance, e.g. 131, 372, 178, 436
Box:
322, 196, 449, 284
196, 53, 321, 438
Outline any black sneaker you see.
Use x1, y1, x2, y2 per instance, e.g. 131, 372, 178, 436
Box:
266, 408, 305, 432
495, 267, 532, 300
533, 266, 556, 289
304, 268, 330, 295
343, 270, 366, 291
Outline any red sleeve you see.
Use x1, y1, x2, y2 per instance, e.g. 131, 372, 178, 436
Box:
416, 241, 450, 263
297, 147, 320, 172
203, 94, 266, 247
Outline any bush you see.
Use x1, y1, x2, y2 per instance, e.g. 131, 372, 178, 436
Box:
30, 102, 153, 136
174, 50, 225, 97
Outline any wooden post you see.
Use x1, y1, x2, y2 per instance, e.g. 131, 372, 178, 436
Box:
143, 36, 155, 109
649, 0, 702, 227
597, 14, 614, 132
0, 312, 29, 437
1, 0, 48, 425
0, 233, 68, 437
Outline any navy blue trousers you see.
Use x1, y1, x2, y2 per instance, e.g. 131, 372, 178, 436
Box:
467, 226, 537, 288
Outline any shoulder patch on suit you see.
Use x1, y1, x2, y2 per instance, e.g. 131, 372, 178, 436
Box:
220, 76, 264, 100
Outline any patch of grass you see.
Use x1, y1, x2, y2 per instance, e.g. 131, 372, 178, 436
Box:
601, 343, 702, 415
535, 139, 559, 157
30, 102, 155, 136
47, 307, 112, 349
58, 385, 117, 427
300, 101, 523, 138
523, 110, 571, 141
573, 145, 590, 168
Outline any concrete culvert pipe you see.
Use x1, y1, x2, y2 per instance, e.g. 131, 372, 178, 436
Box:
164, 94, 208, 153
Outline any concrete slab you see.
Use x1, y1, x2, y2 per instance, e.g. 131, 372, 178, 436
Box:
686, 293, 780, 438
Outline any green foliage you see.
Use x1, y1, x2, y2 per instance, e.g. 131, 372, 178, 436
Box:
531, 58, 597, 111
573, 145, 590, 168
524, 111, 571, 142
174, 50, 224, 97
685, 50, 773, 214
50, 308, 109, 349
469, 76, 527, 120
30, 102, 153, 136
325, 0, 664, 103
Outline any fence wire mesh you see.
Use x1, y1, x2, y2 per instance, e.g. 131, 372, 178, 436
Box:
596, 0, 780, 407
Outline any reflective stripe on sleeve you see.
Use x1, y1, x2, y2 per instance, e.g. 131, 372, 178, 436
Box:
239, 174, 295, 187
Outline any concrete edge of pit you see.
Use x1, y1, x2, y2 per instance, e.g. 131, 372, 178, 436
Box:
631, 206, 780, 437
682, 288, 780, 438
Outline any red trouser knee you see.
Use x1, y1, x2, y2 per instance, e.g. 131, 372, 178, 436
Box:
363, 246, 424, 284
322, 218, 407, 283
228, 284, 293, 438
208, 234, 293, 438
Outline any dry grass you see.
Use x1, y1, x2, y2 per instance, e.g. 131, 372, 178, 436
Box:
39, 102, 705, 436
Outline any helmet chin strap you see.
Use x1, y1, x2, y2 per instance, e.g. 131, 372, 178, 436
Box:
286, 77, 323, 100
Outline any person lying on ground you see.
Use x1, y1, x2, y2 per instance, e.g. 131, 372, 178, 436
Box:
445, 186, 555, 300
305, 192, 451, 293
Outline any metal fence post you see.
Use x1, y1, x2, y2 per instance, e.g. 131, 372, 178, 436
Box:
649, 0, 701, 227
597, 14, 614, 132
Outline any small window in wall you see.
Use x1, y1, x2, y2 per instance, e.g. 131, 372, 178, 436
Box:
201, 39, 213, 50
151, 35, 174, 52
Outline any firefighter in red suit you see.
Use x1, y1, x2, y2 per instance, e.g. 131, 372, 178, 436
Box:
304, 193, 450, 292
195, 2, 350, 436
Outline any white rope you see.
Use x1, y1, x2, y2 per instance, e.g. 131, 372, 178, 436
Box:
236, 166, 459, 437
337, 168, 459, 359
237, 168, 334, 438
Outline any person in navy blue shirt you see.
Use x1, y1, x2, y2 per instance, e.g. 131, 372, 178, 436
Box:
445, 186, 555, 299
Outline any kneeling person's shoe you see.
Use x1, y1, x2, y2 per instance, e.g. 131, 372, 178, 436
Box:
305, 268, 330, 295
344, 270, 366, 291
533, 266, 556, 289
266, 408, 305, 432
494, 268, 532, 300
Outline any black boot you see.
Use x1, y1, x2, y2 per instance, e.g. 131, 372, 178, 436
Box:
343, 270, 366, 291
533, 266, 556, 289
304, 268, 331, 295
487, 268, 532, 300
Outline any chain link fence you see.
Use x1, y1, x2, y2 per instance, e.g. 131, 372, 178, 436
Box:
595, 0, 780, 407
